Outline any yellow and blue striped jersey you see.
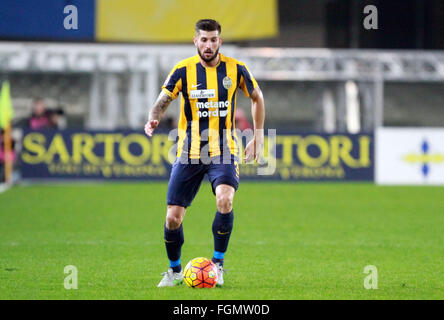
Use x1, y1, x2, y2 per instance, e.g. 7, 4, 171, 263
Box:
162, 53, 258, 159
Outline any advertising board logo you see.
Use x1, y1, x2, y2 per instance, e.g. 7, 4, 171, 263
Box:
403, 139, 444, 177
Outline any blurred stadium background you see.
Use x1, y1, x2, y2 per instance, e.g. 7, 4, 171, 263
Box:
1, 0, 444, 300
1, 0, 444, 184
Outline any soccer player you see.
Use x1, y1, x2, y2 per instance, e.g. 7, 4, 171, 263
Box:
144, 19, 265, 287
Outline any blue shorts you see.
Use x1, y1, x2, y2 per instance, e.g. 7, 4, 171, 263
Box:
166, 156, 240, 208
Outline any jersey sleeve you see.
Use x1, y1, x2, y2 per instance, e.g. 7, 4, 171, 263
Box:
238, 63, 258, 97
161, 64, 185, 100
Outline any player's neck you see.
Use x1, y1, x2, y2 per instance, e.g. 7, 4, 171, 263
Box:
199, 53, 220, 68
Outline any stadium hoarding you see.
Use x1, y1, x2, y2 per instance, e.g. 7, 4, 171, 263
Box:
20, 130, 173, 181
0, 0, 276, 43
0, 0, 95, 41
241, 132, 373, 181
96, 0, 277, 42
20, 129, 374, 181
376, 127, 444, 185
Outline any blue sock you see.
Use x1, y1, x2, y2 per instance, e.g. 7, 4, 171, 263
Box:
164, 223, 184, 273
212, 210, 233, 266
212, 251, 225, 266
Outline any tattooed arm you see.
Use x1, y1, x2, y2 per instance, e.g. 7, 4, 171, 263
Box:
144, 91, 173, 137
149, 91, 173, 122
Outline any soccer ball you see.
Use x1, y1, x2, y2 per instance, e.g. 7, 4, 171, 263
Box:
183, 257, 218, 288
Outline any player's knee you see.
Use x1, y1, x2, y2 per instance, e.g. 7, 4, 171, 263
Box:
166, 215, 182, 230
166, 206, 184, 230
216, 194, 233, 213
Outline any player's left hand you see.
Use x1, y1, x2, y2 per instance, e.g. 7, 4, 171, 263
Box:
244, 135, 263, 163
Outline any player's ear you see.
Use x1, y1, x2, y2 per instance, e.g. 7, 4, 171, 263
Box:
219, 37, 223, 45
193, 36, 198, 46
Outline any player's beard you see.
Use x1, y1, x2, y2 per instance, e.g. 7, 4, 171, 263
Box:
198, 47, 220, 63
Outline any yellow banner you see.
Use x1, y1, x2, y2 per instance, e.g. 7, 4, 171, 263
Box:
96, 0, 277, 42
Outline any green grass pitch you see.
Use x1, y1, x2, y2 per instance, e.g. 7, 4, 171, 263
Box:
0, 182, 443, 299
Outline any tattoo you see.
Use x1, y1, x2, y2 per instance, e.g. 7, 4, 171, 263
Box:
149, 92, 172, 121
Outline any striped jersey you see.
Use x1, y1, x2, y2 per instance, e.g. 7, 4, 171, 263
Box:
162, 53, 258, 159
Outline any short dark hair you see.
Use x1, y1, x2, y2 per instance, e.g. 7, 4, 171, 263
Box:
195, 19, 221, 35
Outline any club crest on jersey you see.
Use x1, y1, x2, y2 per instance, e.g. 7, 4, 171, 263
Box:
222, 76, 232, 89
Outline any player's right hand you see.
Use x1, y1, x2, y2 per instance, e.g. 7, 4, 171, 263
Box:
144, 119, 159, 137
